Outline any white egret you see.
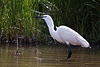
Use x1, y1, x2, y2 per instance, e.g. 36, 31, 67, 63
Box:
34, 15, 91, 60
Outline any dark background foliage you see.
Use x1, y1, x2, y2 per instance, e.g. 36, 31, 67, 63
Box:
0, 0, 100, 46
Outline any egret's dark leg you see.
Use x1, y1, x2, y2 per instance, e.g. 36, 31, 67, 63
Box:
67, 44, 72, 60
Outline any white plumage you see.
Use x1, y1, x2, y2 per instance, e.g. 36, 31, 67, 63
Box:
57, 26, 89, 47
35, 15, 91, 60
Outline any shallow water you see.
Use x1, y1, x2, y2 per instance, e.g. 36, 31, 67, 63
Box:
0, 44, 100, 67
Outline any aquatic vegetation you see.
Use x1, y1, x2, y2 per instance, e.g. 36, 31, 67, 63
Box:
0, 0, 100, 46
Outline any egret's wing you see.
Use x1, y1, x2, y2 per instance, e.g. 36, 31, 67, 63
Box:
58, 26, 89, 47
58, 26, 81, 45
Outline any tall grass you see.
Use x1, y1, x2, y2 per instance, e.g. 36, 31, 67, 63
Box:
0, 0, 40, 43
0, 0, 100, 45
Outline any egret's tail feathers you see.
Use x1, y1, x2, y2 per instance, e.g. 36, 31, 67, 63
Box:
88, 46, 91, 49
77, 37, 90, 48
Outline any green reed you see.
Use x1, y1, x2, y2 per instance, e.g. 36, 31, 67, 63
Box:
0, 0, 39, 43
0, 0, 100, 44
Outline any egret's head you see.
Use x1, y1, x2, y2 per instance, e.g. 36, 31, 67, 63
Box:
34, 15, 54, 28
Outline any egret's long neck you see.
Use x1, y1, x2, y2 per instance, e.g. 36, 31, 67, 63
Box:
44, 17, 54, 28
46, 19, 56, 39
48, 26, 56, 39
43, 15, 64, 43
44, 17, 63, 42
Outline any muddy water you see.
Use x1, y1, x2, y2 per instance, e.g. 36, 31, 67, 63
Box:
0, 44, 100, 67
